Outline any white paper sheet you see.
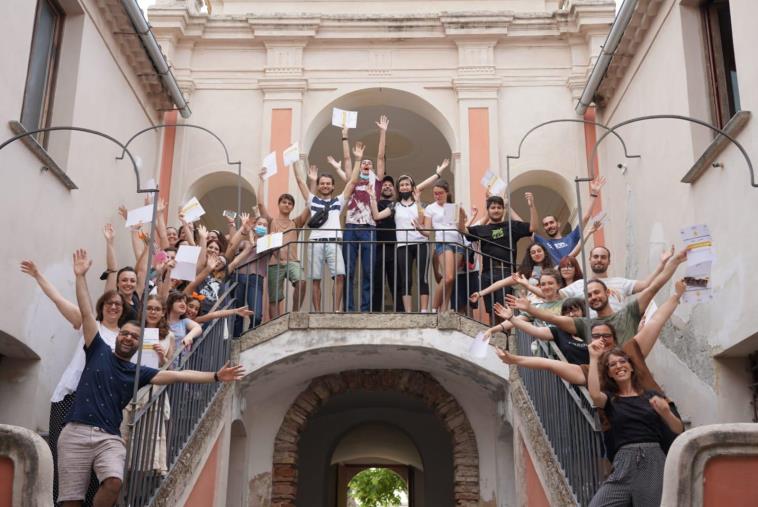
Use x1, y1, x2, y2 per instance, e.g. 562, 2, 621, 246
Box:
125, 205, 154, 228
261, 151, 278, 180
468, 332, 490, 359
443, 203, 459, 224
680, 224, 714, 267
256, 232, 284, 253
283, 143, 300, 167
222, 210, 237, 220
131, 328, 160, 369
180, 197, 205, 223
331, 108, 358, 129
173, 245, 201, 281
591, 210, 609, 228
479, 169, 506, 195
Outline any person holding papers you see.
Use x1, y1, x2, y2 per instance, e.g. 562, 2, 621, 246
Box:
533, 176, 605, 264
103, 223, 147, 322
293, 143, 362, 312
422, 178, 466, 312
256, 167, 311, 318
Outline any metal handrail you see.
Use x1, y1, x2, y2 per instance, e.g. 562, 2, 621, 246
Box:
515, 329, 605, 506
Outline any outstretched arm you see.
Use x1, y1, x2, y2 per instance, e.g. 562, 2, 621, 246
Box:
635, 279, 685, 358
506, 294, 578, 334
587, 341, 608, 408
194, 306, 254, 324
21, 260, 82, 329
495, 348, 586, 385
341, 142, 364, 199
292, 160, 311, 199
341, 127, 352, 180
416, 159, 449, 192
256, 169, 272, 220
151, 361, 245, 385
72, 249, 98, 347
376, 115, 388, 180
525, 192, 538, 233
633, 246, 674, 294
494, 303, 553, 341
470, 275, 517, 302
568, 220, 600, 258
635, 249, 686, 315
104, 224, 118, 293
326, 156, 348, 182
581, 176, 606, 228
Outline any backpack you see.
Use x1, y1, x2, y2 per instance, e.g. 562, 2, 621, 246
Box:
307, 198, 337, 229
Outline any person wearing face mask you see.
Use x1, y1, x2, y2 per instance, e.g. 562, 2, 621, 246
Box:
369, 162, 450, 313
222, 214, 272, 334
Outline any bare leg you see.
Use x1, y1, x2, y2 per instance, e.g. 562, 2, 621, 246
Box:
293, 280, 307, 311
93, 477, 122, 507
420, 294, 429, 312
402, 295, 412, 312
312, 280, 321, 312
440, 251, 461, 311
334, 275, 345, 311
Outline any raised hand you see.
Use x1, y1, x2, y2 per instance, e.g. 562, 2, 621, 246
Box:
352, 141, 366, 159
259, 167, 268, 181
103, 223, 115, 243
72, 249, 92, 276
412, 188, 421, 203
649, 395, 672, 416
660, 245, 674, 264
234, 306, 254, 318
512, 272, 529, 286
470, 205, 479, 219
341, 126, 349, 138
238, 212, 250, 231
376, 115, 389, 131
588, 339, 604, 358
469, 292, 481, 303
326, 156, 341, 170
495, 347, 519, 365
590, 176, 607, 196
157, 198, 167, 213
178, 212, 188, 226
307, 165, 318, 182
505, 293, 530, 312
436, 158, 450, 176
20, 260, 40, 279
216, 361, 246, 382
493, 302, 513, 321
154, 342, 167, 364
525, 192, 535, 208
198, 224, 209, 240
671, 249, 687, 265
118, 205, 128, 221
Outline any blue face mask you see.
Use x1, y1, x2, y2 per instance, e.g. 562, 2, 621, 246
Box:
359, 172, 370, 180
254, 225, 267, 235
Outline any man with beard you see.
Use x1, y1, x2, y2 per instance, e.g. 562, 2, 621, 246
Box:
507, 249, 686, 345
460, 193, 538, 319
561, 245, 674, 312
57, 249, 245, 507
534, 176, 605, 264
372, 175, 402, 311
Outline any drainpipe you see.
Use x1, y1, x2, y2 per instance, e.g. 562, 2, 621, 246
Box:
121, 0, 192, 119
575, 0, 639, 116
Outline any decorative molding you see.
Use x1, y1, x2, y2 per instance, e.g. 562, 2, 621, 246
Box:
264, 42, 307, 77
456, 41, 496, 75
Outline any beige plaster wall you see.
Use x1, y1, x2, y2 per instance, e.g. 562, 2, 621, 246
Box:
594, 0, 758, 425
0, 0, 161, 431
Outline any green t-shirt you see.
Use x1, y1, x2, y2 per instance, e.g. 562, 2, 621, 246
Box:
573, 298, 642, 345
528, 299, 564, 327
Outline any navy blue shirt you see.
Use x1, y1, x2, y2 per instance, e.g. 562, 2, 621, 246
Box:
66, 333, 159, 436
534, 226, 581, 263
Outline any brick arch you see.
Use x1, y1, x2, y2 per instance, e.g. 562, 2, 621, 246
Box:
271, 369, 479, 506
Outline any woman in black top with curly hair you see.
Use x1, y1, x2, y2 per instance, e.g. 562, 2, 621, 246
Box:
587, 339, 684, 507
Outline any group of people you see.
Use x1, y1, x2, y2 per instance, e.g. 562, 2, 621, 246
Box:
25, 113, 688, 507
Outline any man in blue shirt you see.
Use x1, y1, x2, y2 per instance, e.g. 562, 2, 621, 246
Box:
57, 249, 244, 506
534, 177, 605, 264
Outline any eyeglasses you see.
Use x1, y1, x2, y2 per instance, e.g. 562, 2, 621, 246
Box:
105, 301, 123, 308
118, 330, 140, 340
607, 358, 629, 369
146, 306, 163, 312
591, 333, 614, 339
560, 265, 575, 270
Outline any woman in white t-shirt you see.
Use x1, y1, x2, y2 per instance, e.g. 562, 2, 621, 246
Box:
423, 178, 465, 312
21, 259, 127, 501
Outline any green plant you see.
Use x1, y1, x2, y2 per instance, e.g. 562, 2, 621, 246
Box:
348, 467, 407, 507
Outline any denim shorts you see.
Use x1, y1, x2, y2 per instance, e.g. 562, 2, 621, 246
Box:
434, 243, 465, 256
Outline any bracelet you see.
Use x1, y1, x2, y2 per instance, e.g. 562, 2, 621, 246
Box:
590, 193, 599, 198
213, 372, 219, 382
500, 323, 506, 332
342, 137, 348, 141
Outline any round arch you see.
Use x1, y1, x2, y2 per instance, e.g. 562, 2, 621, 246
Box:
271, 369, 479, 507
303, 87, 458, 153
184, 171, 256, 232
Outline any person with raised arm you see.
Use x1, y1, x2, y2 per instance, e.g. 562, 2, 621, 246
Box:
257, 166, 311, 317
293, 144, 362, 312
533, 176, 606, 264
369, 161, 450, 312
495, 279, 687, 390
460, 192, 537, 320
586, 339, 683, 506
164, 290, 202, 366
56, 249, 244, 507
506, 249, 686, 345
560, 245, 674, 312
103, 223, 147, 322
341, 115, 388, 312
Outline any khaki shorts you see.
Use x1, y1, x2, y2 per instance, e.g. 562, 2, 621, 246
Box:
57, 422, 126, 502
307, 240, 345, 280
267, 262, 304, 302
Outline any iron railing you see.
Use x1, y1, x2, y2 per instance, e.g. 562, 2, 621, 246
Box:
515, 329, 605, 506
120, 289, 235, 506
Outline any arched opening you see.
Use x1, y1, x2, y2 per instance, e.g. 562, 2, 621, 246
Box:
305, 89, 455, 203
184, 171, 256, 232
509, 169, 575, 265
226, 419, 248, 507
346, 467, 409, 507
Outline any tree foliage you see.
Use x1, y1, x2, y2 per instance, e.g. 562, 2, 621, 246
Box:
348, 467, 407, 507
